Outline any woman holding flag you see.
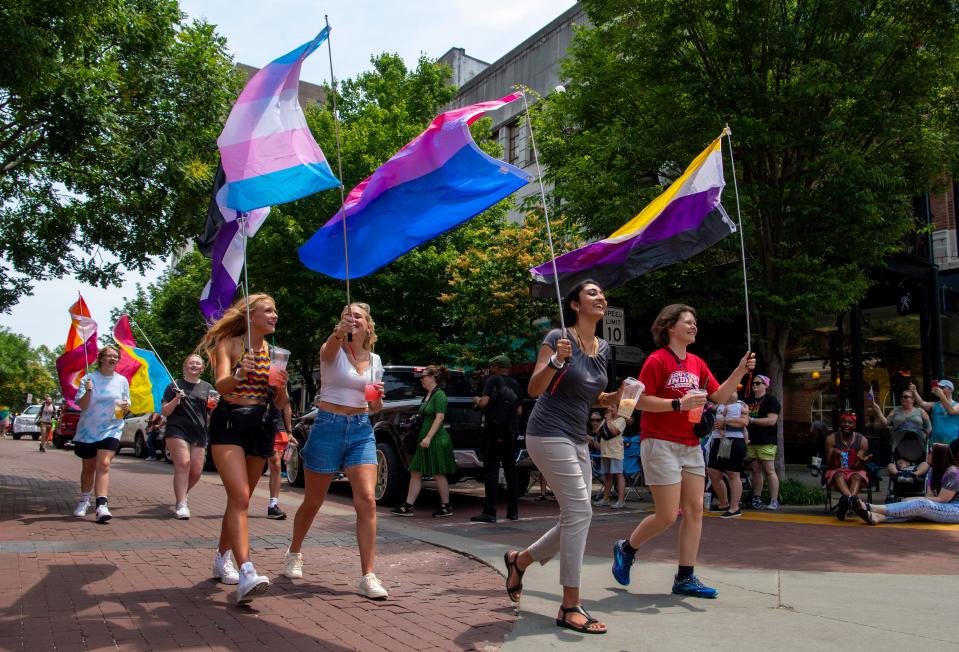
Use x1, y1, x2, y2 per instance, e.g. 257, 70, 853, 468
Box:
200, 294, 289, 605
73, 345, 130, 524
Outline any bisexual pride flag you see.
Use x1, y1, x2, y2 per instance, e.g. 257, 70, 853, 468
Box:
299, 93, 531, 278
530, 132, 736, 297
217, 27, 340, 212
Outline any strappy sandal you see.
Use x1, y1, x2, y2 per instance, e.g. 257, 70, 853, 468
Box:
555, 605, 607, 635
503, 551, 525, 602
850, 496, 876, 526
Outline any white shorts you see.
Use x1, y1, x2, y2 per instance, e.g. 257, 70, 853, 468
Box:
640, 438, 705, 486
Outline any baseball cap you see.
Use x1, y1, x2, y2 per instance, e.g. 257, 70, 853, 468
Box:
939, 379, 955, 391
488, 354, 511, 368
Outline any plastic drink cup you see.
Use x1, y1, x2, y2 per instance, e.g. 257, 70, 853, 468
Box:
812, 455, 822, 468
365, 383, 381, 401
269, 347, 290, 387
686, 389, 708, 423
617, 378, 644, 418
207, 389, 219, 409
283, 442, 296, 463
113, 399, 127, 420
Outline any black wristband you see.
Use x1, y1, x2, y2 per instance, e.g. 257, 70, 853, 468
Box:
547, 354, 565, 371
671, 399, 681, 412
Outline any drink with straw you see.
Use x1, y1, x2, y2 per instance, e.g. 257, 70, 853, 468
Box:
269, 347, 290, 387
617, 377, 644, 418
686, 389, 708, 423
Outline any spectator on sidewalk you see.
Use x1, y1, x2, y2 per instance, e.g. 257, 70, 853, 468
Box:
161, 354, 213, 520
471, 355, 523, 523
824, 412, 872, 520
911, 380, 959, 446
852, 443, 959, 524
145, 412, 166, 461
266, 403, 294, 520
200, 294, 289, 605
611, 304, 754, 600
286, 302, 388, 600
594, 410, 627, 509
72, 345, 130, 524
745, 375, 782, 510
37, 396, 56, 452
705, 392, 749, 518
0, 404, 9, 437
392, 365, 457, 518
504, 280, 622, 635
872, 389, 931, 480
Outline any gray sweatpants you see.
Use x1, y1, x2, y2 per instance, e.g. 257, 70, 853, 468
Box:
525, 436, 592, 587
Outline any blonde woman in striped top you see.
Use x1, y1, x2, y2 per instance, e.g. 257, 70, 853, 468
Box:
199, 293, 289, 605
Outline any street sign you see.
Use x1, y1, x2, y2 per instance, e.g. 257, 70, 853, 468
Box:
604, 307, 625, 345
25, 393, 32, 405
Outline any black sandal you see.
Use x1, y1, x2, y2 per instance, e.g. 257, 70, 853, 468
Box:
503, 551, 525, 602
555, 605, 607, 635
850, 496, 876, 526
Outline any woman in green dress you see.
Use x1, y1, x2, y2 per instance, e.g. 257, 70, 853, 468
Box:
391, 365, 457, 517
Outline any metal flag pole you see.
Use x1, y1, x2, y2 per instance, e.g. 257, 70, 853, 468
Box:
325, 15, 353, 338
517, 86, 566, 332
78, 291, 91, 375
239, 213, 254, 353
724, 124, 752, 352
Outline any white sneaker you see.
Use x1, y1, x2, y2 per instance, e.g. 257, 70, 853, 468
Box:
95, 504, 112, 523
236, 563, 269, 604
593, 498, 610, 507
213, 550, 240, 585
611, 501, 626, 509
283, 550, 303, 579
73, 500, 90, 517
174, 503, 190, 520
358, 573, 388, 600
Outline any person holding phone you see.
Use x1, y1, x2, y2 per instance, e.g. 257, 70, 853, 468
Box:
72, 346, 130, 523
911, 380, 959, 446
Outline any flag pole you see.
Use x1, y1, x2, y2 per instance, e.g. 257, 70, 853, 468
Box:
324, 16, 353, 337
239, 213, 254, 353
516, 86, 566, 332
78, 291, 91, 375
724, 124, 752, 352
127, 317, 205, 423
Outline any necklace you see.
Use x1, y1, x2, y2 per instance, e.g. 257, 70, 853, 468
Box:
570, 326, 598, 357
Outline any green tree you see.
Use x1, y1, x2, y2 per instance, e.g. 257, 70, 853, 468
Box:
0, 328, 56, 407
539, 0, 959, 466
0, 0, 240, 311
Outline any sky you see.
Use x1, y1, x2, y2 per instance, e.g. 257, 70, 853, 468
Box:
1, 0, 577, 350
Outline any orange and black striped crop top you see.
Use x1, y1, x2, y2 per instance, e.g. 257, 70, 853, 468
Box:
232, 346, 270, 401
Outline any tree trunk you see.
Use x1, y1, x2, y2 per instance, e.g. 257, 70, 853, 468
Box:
759, 318, 791, 481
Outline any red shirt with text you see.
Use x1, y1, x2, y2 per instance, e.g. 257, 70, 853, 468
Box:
639, 348, 719, 446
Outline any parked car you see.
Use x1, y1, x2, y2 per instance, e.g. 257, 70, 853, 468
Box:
286, 365, 535, 505
11, 405, 41, 440
52, 407, 81, 448
121, 413, 153, 457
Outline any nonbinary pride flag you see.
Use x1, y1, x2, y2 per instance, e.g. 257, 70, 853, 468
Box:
530, 132, 736, 297
217, 27, 340, 212
113, 315, 172, 414
298, 93, 531, 278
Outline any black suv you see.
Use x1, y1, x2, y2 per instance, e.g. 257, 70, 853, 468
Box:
286, 365, 535, 504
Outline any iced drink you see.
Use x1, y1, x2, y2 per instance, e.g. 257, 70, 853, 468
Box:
365, 383, 381, 401
617, 378, 644, 418
686, 389, 708, 423
114, 398, 128, 420
269, 347, 291, 387
207, 389, 219, 409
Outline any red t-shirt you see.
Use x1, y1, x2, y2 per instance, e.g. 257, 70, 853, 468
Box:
639, 348, 720, 446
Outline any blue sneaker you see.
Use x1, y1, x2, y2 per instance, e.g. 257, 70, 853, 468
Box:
611, 539, 635, 586
672, 574, 718, 599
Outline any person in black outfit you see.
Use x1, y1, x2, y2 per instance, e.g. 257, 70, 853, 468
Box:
471, 355, 523, 523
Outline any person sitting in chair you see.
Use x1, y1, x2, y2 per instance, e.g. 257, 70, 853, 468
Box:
823, 412, 871, 520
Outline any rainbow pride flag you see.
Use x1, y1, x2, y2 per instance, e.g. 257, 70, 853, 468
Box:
298, 93, 530, 278
530, 132, 736, 296
217, 27, 340, 212
113, 316, 172, 414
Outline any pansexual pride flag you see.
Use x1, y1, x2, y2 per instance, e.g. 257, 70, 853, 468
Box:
299, 93, 531, 278
113, 316, 172, 414
55, 296, 99, 408
530, 132, 736, 296
217, 27, 340, 212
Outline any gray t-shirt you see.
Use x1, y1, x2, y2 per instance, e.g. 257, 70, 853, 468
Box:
526, 328, 609, 444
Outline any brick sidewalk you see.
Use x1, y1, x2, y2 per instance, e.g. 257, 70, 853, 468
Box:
0, 439, 515, 651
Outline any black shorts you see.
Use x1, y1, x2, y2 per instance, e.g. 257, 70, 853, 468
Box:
164, 424, 208, 448
209, 401, 274, 458
706, 437, 747, 473
74, 437, 120, 459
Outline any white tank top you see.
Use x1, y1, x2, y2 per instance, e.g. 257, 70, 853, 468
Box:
319, 346, 384, 408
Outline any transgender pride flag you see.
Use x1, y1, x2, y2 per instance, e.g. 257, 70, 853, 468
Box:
299, 93, 530, 278
217, 27, 340, 212
530, 132, 737, 296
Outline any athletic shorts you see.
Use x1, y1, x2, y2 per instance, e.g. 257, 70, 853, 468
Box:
274, 430, 289, 454
300, 410, 376, 473
706, 437, 747, 473
746, 443, 777, 462
600, 457, 624, 475
74, 437, 120, 459
209, 401, 274, 458
640, 438, 705, 486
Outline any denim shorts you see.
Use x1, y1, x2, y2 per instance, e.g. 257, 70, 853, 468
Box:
301, 410, 377, 473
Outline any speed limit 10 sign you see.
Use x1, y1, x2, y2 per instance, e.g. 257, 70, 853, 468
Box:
604, 307, 625, 346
